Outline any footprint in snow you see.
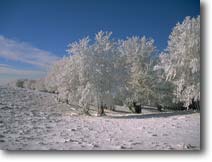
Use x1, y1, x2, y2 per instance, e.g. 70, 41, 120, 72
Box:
1, 106, 12, 110
183, 144, 197, 150
131, 142, 143, 145
0, 134, 5, 138
120, 145, 132, 149
71, 128, 77, 131
92, 144, 99, 148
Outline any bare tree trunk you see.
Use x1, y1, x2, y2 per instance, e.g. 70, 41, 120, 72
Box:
188, 99, 200, 111
194, 100, 200, 111
156, 104, 163, 112
83, 103, 90, 116
109, 105, 115, 111
97, 101, 105, 116
133, 102, 142, 114
197, 100, 200, 111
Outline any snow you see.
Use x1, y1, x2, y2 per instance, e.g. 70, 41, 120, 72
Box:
0, 86, 200, 150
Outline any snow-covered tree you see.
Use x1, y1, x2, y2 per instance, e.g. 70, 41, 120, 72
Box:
152, 58, 175, 108
91, 31, 117, 114
44, 58, 66, 93
66, 31, 118, 115
119, 36, 156, 106
45, 32, 158, 114
155, 16, 200, 108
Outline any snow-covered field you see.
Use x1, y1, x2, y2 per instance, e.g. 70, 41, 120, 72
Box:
0, 86, 200, 150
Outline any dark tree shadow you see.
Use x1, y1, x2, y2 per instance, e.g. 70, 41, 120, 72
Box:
110, 111, 197, 119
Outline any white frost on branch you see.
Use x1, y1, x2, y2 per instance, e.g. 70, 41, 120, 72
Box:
41, 16, 200, 111
155, 16, 200, 107
44, 31, 157, 110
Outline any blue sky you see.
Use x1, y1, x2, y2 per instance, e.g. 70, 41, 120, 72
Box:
0, 0, 200, 84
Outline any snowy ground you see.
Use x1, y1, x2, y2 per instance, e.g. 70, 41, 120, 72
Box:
0, 86, 200, 150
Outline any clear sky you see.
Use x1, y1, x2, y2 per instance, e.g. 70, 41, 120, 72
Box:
0, 0, 200, 84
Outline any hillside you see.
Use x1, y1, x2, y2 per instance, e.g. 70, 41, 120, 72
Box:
0, 86, 200, 150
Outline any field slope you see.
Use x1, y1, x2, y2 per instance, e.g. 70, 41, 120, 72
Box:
0, 86, 200, 150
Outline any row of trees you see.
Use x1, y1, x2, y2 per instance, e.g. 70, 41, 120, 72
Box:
15, 16, 200, 115
11, 78, 46, 92
44, 32, 160, 114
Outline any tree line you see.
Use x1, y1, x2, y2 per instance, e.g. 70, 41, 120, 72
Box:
13, 16, 200, 115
